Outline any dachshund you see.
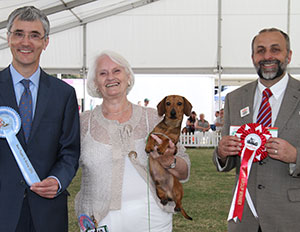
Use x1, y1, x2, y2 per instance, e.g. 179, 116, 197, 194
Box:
145, 95, 192, 154
145, 95, 193, 220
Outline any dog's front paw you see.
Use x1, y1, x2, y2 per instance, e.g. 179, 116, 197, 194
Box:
160, 198, 169, 205
145, 143, 153, 153
174, 207, 181, 212
145, 136, 155, 153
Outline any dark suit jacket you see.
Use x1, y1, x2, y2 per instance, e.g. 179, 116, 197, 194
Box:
213, 76, 300, 232
0, 67, 80, 232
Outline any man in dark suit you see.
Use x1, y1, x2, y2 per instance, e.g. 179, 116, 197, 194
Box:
213, 28, 300, 231
0, 6, 80, 232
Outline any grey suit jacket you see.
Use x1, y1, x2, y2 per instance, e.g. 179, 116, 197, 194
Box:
213, 76, 300, 232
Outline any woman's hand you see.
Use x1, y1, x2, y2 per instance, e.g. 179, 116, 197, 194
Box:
149, 134, 188, 180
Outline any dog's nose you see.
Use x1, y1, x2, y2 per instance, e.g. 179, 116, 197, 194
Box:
170, 108, 176, 118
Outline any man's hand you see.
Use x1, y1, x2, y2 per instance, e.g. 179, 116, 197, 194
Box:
217, 135, 241, 160
30, 177, 59, 198
265, 137, 297, 163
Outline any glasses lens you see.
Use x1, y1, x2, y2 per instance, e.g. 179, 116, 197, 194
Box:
10, 31, 44, 41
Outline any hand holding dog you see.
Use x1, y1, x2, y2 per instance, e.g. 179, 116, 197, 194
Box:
150, 134, 176, 157
150, 134, 188, 180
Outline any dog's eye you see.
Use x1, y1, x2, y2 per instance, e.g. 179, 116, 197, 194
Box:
166, 102, 171, 106
177, 102, 183, 106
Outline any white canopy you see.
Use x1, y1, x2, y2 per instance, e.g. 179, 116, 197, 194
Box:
0, 0, 300, 86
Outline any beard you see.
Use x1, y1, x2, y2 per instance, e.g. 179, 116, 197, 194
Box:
254, 57, 288, 80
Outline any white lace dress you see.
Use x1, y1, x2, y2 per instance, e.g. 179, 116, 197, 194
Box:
75, 103, 191, 232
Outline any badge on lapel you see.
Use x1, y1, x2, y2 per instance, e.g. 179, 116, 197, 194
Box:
240, 106, 250, 118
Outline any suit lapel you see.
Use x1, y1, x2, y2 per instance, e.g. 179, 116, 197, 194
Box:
0, 67, 27, 144
0, 67, 19, 109
274, 76, 300, 134
29, 69, 51, 142
240, 80, 257, 125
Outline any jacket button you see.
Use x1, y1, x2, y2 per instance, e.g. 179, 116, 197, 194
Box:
20, 180, 25, 185
259, 161, 265, 165
258, 184, 265, 189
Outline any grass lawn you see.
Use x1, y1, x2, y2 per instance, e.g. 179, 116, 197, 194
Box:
67, 148, 236, 232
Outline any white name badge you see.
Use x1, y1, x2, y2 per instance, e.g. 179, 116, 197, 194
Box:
230, 125, 278, 137
87, 225, 109, 232
240, 106, 250, 118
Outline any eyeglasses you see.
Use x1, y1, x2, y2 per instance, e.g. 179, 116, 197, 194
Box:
8, 31, 47, 41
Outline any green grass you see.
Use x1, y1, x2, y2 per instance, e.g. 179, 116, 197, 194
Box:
67, 148, 236, 232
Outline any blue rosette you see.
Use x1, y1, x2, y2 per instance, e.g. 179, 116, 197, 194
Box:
0, 106, 40, 186
78, 214, 96, 231
0, 106, 21, 138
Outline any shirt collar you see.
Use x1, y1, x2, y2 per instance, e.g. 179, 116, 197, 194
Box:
257, 72, 289, 100
10, 64, 40, 87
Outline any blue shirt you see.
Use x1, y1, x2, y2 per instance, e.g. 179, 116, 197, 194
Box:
10, 64, 40, 119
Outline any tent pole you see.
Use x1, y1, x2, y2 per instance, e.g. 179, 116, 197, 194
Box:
287, 0, 291, 35
217, 0, 222, 110
81, 23, 87, 112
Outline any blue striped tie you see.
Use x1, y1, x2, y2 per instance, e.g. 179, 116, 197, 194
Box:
19, 79, 32, 142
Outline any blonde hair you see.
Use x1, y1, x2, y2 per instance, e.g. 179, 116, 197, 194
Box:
87, 50, 135, 98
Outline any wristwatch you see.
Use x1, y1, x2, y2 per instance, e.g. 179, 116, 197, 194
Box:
168, 157, 177, 169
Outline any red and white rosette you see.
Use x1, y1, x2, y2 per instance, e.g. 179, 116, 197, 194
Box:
228, 123, 271, 222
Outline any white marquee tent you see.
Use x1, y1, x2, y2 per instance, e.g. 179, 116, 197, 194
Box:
0, 0, 299, 119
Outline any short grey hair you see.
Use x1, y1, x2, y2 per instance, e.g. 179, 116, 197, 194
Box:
7, 6, 50, 39
87, 50, 135, 98
251, 28, 290, 56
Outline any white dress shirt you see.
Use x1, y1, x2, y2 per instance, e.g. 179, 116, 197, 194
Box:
253, 73, 289, 126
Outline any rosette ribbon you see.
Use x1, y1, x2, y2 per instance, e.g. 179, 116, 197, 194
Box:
228, 123, 271, 222
0, 106, 40, 186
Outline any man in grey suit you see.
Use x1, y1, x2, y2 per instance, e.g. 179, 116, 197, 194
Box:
213, 28, 300, 232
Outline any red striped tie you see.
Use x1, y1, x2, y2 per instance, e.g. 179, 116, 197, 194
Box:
256, 88, 272, 127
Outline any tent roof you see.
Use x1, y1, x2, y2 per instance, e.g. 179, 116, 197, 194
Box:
0, 0, 157, 47
1, 0, 300, 85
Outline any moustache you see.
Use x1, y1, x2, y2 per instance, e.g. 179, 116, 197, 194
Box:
258, 59, 280, 66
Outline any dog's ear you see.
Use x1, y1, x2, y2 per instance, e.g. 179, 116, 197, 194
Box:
183, 97, 193, 116
157, 96, 167, 116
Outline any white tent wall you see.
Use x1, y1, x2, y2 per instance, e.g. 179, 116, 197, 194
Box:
0, 48, 12, 68
41, 27, 83, 69
222, 0, 288, 68
128, 74, 215, 125
1, 0, 300, 72
1, 0, 300, 111
290, 1, 300, 68
1, 0, 300, 71
85, 0, 218, 68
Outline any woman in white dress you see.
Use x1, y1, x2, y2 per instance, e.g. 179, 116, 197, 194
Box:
75, 50, 191, 232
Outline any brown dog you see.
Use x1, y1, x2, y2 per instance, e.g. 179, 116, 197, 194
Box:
145, 95, 192, 154
145, 95, 192, 220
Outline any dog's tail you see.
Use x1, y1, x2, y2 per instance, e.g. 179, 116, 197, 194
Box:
175, 206, 192, 220
181, 208, 193, 220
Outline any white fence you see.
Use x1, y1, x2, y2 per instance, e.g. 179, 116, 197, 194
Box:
180, 131, 221, 147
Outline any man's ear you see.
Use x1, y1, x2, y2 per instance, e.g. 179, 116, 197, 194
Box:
43, 37, 49, 50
